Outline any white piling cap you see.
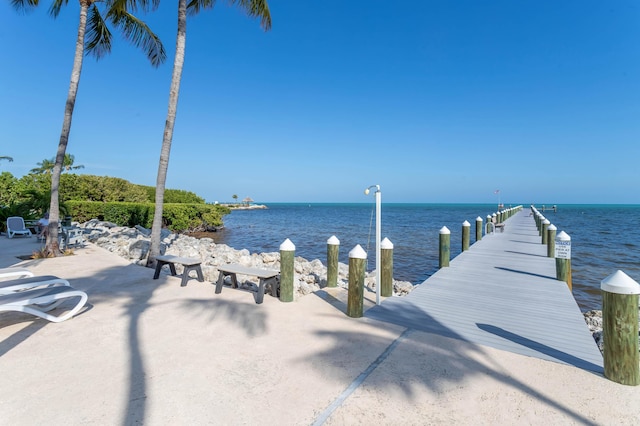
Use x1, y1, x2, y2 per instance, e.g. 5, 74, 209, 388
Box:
439, 226, 450, 234
476, 216, 483, 222
492, 213, 497, 217
543, 219, 550, 225
327, 235, 340, 245
486, 215, 492, 219
601, 270, 640, 295
280, 238, 296, 251
349, 244, 367, 259
547, 224, 557, 231
556, 231, 570, 241
381, 237, 394, 249
462, 220, 470, 227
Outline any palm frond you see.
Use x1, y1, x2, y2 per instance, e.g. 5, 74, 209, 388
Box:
10, 0, 40, 14
109, 11, 167, 67
186, 0, 215, 16
49, 0, 70, 18
85, 4, 113, 60
228, 0, 272, 30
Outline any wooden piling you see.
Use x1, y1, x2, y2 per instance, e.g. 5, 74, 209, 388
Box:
326, 235, 339, 288
439, 226, 450, 268
486, 215, 492, 235
554, 231, 572, 291
475, 216, 483, 242
279, 238, 295, 302
547, 224, 557, 258
462, 221, 470, 251
541, 219, 550, 244
601, 270, 640, 386
347, 245, 367, 318
381, 237, 393, 297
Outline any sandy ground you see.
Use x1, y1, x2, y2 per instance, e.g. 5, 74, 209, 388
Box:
1, 236, 639, 425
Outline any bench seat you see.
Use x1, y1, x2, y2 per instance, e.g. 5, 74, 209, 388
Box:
215, 264, 279, 304
153, 255, 204, 287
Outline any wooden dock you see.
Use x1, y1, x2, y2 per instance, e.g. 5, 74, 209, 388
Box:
366, 208, 604, 373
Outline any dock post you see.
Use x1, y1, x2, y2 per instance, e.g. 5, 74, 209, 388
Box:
439, 226, 450, 268
475, 216, 483, 242
537, 215, 545, 236
380, 237, 393, 297
347, 244, 367, 318
541, 219, 550, 244
486, 215, 492, 234
326, 235, 340, 288
462, 221, 470, 251
554, 231, 572, 291
601, 270, 640, 386
547, 224, 557, 257
279, 238, 296, 302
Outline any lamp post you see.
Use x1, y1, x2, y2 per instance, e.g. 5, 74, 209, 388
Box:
364, 184, 381, 305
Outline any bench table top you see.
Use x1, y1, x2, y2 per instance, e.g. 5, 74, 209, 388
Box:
155, 255, 202, 266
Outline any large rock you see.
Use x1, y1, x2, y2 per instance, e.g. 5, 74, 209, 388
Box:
77, 221, 415, 300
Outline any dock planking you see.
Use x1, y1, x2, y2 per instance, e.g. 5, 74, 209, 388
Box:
366, 209, 604, 373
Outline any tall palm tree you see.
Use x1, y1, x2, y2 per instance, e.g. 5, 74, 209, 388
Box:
147, 0, 271, 266
31, 153, 84, 174
12, 0, 166, 255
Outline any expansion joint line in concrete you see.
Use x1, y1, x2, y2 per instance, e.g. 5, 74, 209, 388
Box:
311, 328, 414, 426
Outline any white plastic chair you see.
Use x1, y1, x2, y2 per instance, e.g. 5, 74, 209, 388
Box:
6, 217, 32, 238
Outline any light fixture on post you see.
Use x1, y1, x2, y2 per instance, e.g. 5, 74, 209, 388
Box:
364, 184, 381, 305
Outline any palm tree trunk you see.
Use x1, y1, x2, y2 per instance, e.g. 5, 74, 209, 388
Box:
148, 0, 188, 266
46, 1, 89, 256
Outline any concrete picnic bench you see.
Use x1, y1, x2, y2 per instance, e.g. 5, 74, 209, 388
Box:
214, 264, 280, 304
153, 255, 204, 287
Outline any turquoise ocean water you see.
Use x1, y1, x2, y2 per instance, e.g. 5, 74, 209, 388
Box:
209, 203, 640, 312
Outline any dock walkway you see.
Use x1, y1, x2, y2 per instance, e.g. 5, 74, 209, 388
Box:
366, 209, 604, 372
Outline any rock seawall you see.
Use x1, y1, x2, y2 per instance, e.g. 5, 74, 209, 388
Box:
78, 219, 414, 300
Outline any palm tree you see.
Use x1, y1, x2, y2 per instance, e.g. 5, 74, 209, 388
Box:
147, 0, 271, 266
31, 154, 84, 174
13, 0, 166, 255
232, 194, 238, 204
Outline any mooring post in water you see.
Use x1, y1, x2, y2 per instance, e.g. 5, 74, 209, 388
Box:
601, 270, 640, 386
486, 215, 492, 235
279, 238, 295, 302
462, 220, 470, 251
475, 216, 483, 242
347, 244, 367, 318
326, 235, 340, 288
380, 237, 393, 297
547, 224, 557, 257
554, 231, 572, 291
541, 218, 550, 244
439, 226, 450, 268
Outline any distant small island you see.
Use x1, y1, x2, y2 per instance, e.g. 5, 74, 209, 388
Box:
220, 204, 268, 210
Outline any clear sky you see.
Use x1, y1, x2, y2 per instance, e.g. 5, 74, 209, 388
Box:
2, 1, 639, 204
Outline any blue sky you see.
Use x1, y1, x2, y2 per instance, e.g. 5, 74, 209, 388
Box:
2, 1, 639, 204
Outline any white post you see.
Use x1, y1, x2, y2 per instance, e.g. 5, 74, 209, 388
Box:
364, 184, 382, 305
375, 188, 381, 306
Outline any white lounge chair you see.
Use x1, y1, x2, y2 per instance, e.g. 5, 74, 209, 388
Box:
0, 285, 87, 322
0, 275, 70, 295
6, 217, 32, 239
0, 267, 34, 281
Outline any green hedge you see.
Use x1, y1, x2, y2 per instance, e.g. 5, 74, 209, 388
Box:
66, 201, 230, 232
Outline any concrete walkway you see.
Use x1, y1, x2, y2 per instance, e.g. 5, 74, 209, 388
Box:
1, 234, 639, 425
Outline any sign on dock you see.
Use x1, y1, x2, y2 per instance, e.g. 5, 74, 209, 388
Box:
555, 240, 571, 259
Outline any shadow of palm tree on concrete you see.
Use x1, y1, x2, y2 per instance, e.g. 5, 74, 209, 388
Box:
304, 303, 598, 425
62, 262, 268, 425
